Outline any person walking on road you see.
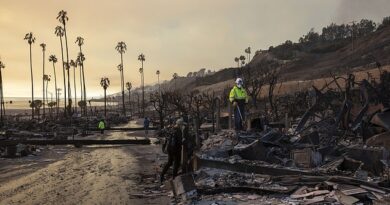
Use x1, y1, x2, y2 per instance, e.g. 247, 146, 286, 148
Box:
229, 78, 249, 132
144, 117, 150, 136
98, 119, 106, 134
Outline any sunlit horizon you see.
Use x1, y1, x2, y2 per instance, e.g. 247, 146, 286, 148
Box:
1, 0, 389, 97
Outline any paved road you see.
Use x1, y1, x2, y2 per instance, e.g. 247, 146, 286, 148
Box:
0, 129, 170, 205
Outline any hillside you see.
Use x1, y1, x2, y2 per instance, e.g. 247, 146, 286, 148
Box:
122, 18, 390, 98
189, 20, 390, 90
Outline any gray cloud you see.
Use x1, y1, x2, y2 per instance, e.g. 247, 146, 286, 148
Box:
0, 0, 388, 97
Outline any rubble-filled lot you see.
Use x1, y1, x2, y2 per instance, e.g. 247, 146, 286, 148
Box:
167, 71, 390, 205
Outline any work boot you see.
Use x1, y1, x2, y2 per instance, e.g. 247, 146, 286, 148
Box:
160, 176, 164, 184
233, 130, 240, 145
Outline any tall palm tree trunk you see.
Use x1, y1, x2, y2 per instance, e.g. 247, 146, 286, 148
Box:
104, 89, 107, 117
42, 49, 46, 118
79, 64, 83, 113
73, 66, 77, 113
30, 44, 34, 119
82, 66, 86, 115
141, 61, 144, 118
79, 46, 87, 116
63, 25, 71, 116
59, 37, 67, 115
52, 62, 58, 117
120, 54, 125, 115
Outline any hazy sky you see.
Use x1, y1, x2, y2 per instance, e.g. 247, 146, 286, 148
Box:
0, 0, 389, 97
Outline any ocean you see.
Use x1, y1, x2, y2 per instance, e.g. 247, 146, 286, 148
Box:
2, 97, 116, 110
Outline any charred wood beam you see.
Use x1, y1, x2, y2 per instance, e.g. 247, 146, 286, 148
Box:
0, 139, 151, 146
194, 156, 316, 176
197, 185, 296, 195
273, 175, 390, 193
295, 86, 324, 133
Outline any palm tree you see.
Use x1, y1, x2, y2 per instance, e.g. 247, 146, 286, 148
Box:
126, 82, 132, 117
76, 52, 86, 115
49, 55, 59, 117
70, 60, 77, 113
239, 55, 246, 67
24, 32, 36, 119
75, 37, 87, 115
100, 77, 110, 117
43, 75, 51, 107
138, 53, 145, 117
172, 73, 178, 90
64, 62, 71, 113
244, 47, 251, 63
156, 70, 161, 94
57, 10, 71, 116
40, 43, 46, 118
30, 100, 42, 120
115, 41, 127, 116
139, 67, 144, 117
55, 25, 67, 115
0, 60, 5, 124
234, 57, 239, 68
117, 63, 124, 113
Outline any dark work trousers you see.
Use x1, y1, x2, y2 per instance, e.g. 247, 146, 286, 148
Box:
160, 127, 182, 182
234, 101, 246, 131
160, 146, 182, 182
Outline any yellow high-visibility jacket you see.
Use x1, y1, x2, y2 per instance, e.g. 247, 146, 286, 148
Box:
98, 121, 105, 130
229, 85, 249, 103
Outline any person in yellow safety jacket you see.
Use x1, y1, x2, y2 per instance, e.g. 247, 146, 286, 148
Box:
229, 78, 249, 131
98, 119, 106, 134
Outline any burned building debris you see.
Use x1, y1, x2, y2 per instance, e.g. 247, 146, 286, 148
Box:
160, 70, 390, 204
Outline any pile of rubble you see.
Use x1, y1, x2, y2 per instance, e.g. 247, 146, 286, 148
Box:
167, 71, 390, 204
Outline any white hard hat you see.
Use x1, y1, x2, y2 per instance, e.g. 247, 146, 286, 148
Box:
236, 78, 243, 85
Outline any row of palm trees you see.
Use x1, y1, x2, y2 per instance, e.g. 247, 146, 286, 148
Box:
24, 10, 88, 119
100, 51, 166, 118
111, 41, 148, 118
23, 10, 180, 119
234, 46, 251, 68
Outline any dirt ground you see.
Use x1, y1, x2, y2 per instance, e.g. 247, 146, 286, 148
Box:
0, 129, 170, 205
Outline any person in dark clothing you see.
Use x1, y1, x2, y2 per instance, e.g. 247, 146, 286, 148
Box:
160, 118, 185, 183
144, 117, 150, 136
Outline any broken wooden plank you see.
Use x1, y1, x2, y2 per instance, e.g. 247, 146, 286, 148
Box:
335, 190, 359, 205
328, 176, 390, 193
291, 186, 308, 196
341, 187, 367, 196
371, 191, 384, 200
360, 185, 387, 194
291, 190, 330, 199
303, 195, 326, 205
